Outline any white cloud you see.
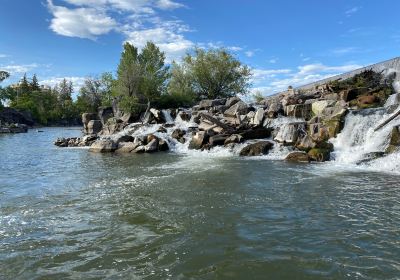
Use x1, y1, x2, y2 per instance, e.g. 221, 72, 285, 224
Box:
0, 54, 8, 58
345, 6, 361, 17
0, 63, 39, 74
245, 51, 254, 58
251, 62, 363, 96
269, 58, 277, 64
47, 1, 117, 40
156, 0, 184, 10
124, 24, 194, 62
40, 76, 86, 93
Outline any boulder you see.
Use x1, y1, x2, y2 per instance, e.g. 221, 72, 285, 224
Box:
240, 128, 271, 140
82, 113, 98, 134
224, 134, 243, 146
87, 120, 102, 135
385, 126, 400, 153
296, 135, 316, 151
0, 107, 34, 126
224, 101, 249, 117
239, 141, 274, 156
285, 104, 312, 120
116, 142, 140, 153
285, 151, 310, 162
274, 122, 305, 145
340, 87, 369, 102
177, 111, 191, 122
209, 134, 229, 146
98, 107, 114, 125
225, 97, 241, 108
144, 138, 159, 153
311, 100, 336, 116
100, 118, 126, 135
171, 128, 186, 143
251, 108, 265, 126
89, 139, 117, 153
150, 108, 162, 120
158, 139, 169, 151
307, 148, 331, 162
266, 101, 283, 118
189, 131, 208, 149
199, 99, 226, 109
115, 134, 135, 144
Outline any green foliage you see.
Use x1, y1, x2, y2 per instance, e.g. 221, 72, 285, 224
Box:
179, 48, 252, 99
31, 74, 40, 91
113, 42, 169, 113
252, 91, 264, 103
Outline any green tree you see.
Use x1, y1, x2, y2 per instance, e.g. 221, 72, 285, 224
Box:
19, 73, 31, 94
114, 42, 142, 113
0, 71, 11, 107
138, 42, 169, 103
181, 48, 252, 99
113, 42, 169, 113
31, 74, 40, 91
100, 72, 114, 106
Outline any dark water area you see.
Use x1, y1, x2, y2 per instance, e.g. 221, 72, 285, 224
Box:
0, 128, 399, 279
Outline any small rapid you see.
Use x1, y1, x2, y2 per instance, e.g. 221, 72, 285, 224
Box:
330, 105, 400, 173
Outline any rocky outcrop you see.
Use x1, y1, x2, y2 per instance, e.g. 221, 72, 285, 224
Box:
0, 107, 34, 126
239, 141, 274, 156
285, 151, 310, 162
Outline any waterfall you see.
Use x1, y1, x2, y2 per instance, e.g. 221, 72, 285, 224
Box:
330, 107, 400, 172
161, 109, 174, 123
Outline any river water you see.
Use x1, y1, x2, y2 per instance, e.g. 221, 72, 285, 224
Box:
0, 127, 399, 279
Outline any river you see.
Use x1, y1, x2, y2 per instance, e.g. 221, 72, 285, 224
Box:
0, 127, 399, 279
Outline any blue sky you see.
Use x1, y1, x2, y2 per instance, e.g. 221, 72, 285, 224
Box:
0, 0, 399, 95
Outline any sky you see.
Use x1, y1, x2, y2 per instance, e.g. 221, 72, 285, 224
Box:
0, 0, 399, 96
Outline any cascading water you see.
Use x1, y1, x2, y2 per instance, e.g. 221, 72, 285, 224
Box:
330, 106, 400, 172
161, 109, 174, 124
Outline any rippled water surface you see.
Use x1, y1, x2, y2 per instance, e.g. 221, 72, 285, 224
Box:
1, 128, 399, 280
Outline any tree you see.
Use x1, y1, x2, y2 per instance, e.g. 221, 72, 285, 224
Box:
181, 48, 252, 99
138, 42, 169, 103
20, 73, 30, 94
78, 77, 102, 112
100, 72, 114, 106
113, 42, 169, 113
113, 42, 142, 113
31, 74, 40, 91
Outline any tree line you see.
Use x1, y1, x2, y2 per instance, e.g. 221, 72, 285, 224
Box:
0, 42, 252, 125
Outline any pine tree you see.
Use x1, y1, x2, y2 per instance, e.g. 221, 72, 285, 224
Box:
20, 73, 30, 94
30, 74, 40, 91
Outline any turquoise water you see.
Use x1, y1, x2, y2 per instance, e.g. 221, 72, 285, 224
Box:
0, 127, 399, 279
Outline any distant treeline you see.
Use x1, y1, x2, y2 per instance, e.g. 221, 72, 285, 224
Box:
0, 42, 253, 125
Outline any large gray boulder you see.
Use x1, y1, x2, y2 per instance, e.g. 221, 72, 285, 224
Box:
285, 151, 310, 162
115, 142, 140, 153
189, 131, 208, 149
224, 101, 249, 117
98, 107, 114, 125
239, 141, 274, 156
82, 113, 98, 134
87, 120, 102, 135
144, 138, 159, 153
274, 122, 305, 145
89, 139, 117, 153
198, 99, 226, 110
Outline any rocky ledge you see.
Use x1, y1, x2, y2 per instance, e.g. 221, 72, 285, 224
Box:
54, 70, 400, 163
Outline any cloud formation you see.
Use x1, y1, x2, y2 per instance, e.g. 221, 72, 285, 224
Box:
46, 0, 191, 60
252, 62, 363, 96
